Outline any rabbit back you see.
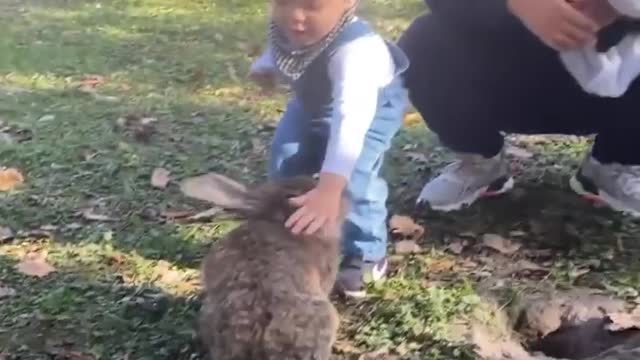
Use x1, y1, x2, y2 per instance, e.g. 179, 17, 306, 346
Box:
200, 290, 338, 360
199, 220, 340, 360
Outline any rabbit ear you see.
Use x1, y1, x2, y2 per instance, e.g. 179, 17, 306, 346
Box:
180, 173, 253, 211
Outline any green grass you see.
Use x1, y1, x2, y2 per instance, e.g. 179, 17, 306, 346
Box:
1, 0, 639, 359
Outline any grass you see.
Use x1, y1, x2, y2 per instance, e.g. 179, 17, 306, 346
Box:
1, 0, 639, 359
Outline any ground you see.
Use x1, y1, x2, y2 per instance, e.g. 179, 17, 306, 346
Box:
1, 0, 639, 359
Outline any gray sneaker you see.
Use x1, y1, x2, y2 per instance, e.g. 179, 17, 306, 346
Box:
570, 155, 640, 217
416, 151, 514, 211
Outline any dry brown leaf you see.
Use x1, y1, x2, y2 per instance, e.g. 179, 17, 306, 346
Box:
154, 260, 183, 285
394, 240, 423, 255
0, 167, 24, 191
0, 285, 16, 299
427, 258, 457, 273
359, 350, 399, 360
79, 208, 116, 222
151, 168, 171, 189
161, 209, 194, 220
482, 234, 521, 255
15, 253, 56, 277
186, 208, 221, 222
389, 215, 424, 240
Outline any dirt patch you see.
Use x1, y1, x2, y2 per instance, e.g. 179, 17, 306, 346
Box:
470, 288, 640, 360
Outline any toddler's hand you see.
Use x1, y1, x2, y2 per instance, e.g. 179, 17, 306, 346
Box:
285, 173, 347, 236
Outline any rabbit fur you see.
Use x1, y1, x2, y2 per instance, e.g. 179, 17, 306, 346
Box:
196, 173, 348, 360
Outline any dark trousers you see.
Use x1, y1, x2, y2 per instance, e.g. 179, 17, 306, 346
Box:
398, 0, 640, 165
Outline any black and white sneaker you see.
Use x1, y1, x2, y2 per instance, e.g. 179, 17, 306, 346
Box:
334, 256, 388, 299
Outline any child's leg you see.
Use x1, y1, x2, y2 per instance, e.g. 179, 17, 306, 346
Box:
269, 98, 326, 179
337, 82, 407, 298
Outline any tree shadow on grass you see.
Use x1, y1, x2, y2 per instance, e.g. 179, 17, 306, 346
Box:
0, 253, 204, 360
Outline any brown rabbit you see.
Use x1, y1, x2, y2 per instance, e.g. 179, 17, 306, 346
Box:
193, 173, 348, 360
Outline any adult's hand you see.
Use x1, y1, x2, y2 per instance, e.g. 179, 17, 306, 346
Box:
507, 0, 600, 51
571, 0, 621, 29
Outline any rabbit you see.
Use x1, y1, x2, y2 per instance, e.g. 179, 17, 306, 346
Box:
193, 173, 349, 360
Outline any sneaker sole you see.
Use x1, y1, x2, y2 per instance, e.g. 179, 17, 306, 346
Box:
418, 176, 515, 212
569, 174, 640, 218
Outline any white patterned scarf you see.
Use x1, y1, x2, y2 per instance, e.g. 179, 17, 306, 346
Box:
268, 2, 359, 81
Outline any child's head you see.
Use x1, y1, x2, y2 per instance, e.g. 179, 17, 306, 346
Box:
271, 0, 357, 48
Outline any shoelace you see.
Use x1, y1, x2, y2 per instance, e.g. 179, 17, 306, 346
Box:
440, 154, 498, 181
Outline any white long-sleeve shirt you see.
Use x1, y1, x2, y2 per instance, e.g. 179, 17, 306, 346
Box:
560, 0, 640, 97
251, 30, 396, 180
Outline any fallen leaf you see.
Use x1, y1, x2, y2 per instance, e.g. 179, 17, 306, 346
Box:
427, 258, 457, 273
482, 234, 521, 255
226, 62, 239, 82
332, 339, 361, 355
0, 285, 16, 299
359, 350, 399, 360
0, 132, 14, 145
250, 137, 265, 155
79, 208, 116, 222
65, 223, 83, 230
0, 226, 14, 242
40, 224, 59, 231
161, 209, 194, 220
17, 229, 53, 239
389, 215, 425, 241
505, 145, 534, 159
79, 74, 105, 88
91, 93, 119, 102
15, 253, 56, 277
37, 114, 56, 122
151, 168, 171, 189
0, 167, 24, 191
512, 260, 548, 274
570, 267, 591, 279
405, 151, 428, 163
394, 240, 423, 255
446, 239, 466, 255
184, 208, 221, 222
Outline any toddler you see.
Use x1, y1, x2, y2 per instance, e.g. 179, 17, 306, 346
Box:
249, 0, 409, 298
